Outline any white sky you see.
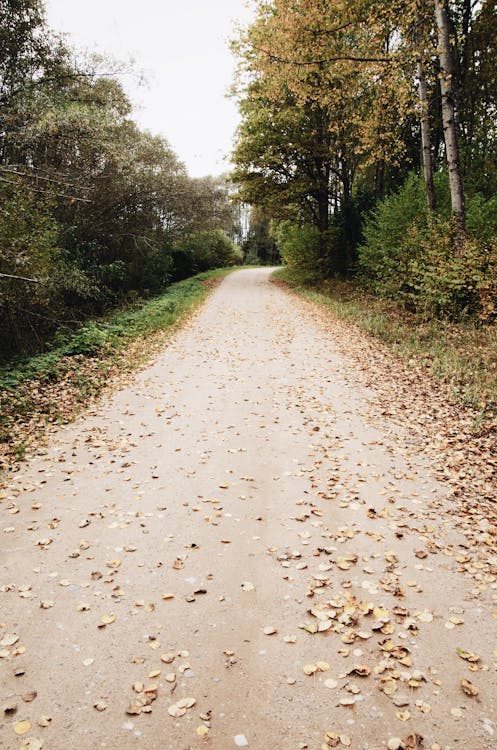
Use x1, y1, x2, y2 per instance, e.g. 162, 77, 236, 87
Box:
44, 0, 255, 178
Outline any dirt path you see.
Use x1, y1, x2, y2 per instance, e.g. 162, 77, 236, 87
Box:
1, 268, 496, 750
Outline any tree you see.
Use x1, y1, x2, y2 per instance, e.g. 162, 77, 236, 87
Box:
434, 0, 465, 227
232, 0, 415, 271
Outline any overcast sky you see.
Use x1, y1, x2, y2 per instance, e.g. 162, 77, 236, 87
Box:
44, 0, 255, 178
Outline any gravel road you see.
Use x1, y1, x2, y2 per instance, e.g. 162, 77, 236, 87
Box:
1, 268, 496, 750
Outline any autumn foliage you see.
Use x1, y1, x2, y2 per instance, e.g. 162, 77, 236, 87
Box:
232, 0, 497, 320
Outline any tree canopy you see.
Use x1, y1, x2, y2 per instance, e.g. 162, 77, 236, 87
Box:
231, 0, 497, 317
0, 0, 240, 357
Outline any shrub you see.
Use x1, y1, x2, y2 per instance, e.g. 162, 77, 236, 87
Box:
359, 173, 431, 297
62, 322, 111, 356
359, 173, 497, 321
467, 194, 497, 244
405, 221, 497, 320
174, 230, 242, 273
273, 221, 323, 283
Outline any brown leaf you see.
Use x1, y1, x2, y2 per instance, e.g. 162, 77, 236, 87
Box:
347, 664, 371, 677
461, 678, 479, 697
403, 734, 424, 749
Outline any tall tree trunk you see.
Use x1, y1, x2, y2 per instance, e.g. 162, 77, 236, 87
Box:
316, 167, 330, 262
417, 55, 436, 212
434, 0, 465, 228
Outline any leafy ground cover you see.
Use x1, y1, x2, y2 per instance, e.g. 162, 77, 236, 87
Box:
274, 267, 497, 530
275, 268, 497, 424
0, 269, 233, 474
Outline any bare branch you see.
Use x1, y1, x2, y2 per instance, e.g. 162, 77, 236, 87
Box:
0, 273, 42, 284
251, 45, 393, 66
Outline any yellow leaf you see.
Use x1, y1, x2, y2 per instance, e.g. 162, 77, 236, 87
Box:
303, 663, 317, 675
100, 614, 116, 626
316, 661, 330, 672
373, 607, 389, 621
14, 721, 31, 735
197, 726, 209, 738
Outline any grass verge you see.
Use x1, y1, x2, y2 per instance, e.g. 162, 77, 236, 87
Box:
0, 268, 233, 474
274, 267, 497, 425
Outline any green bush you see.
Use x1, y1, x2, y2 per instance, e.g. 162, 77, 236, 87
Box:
273, 221, 322, 283
359, 173, 431, 296
62, 322, 111, 356
175, 230, 242, 273
404, 221, 497, 320
467, 194, 497, 244
358, 173, 497, 321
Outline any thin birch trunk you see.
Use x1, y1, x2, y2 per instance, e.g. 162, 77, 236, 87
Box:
434, 0, 465, 228
417, 55, 436, 212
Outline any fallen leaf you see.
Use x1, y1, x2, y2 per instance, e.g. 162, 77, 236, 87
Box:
263, 626, 277, 635
316, 661, 330, 672
402, 734, 424, 749
303, 664, 318, 675
1, 634, 19, 647
456, 648, 480, 663
98, 614, 116, 627
461, 679, 479, 697
347, 664, 371, 677
168, 704, 186, 718
14, 721, 31, 735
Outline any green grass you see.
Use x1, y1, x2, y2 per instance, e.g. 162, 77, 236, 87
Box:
0, 268, 234, 470
1, 269, 231, 390
275, 267, 497, 422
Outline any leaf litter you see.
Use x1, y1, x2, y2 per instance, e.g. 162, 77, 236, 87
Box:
1, 270, 496, 749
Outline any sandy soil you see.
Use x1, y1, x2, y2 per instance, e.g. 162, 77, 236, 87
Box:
1, 268, 496, 750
